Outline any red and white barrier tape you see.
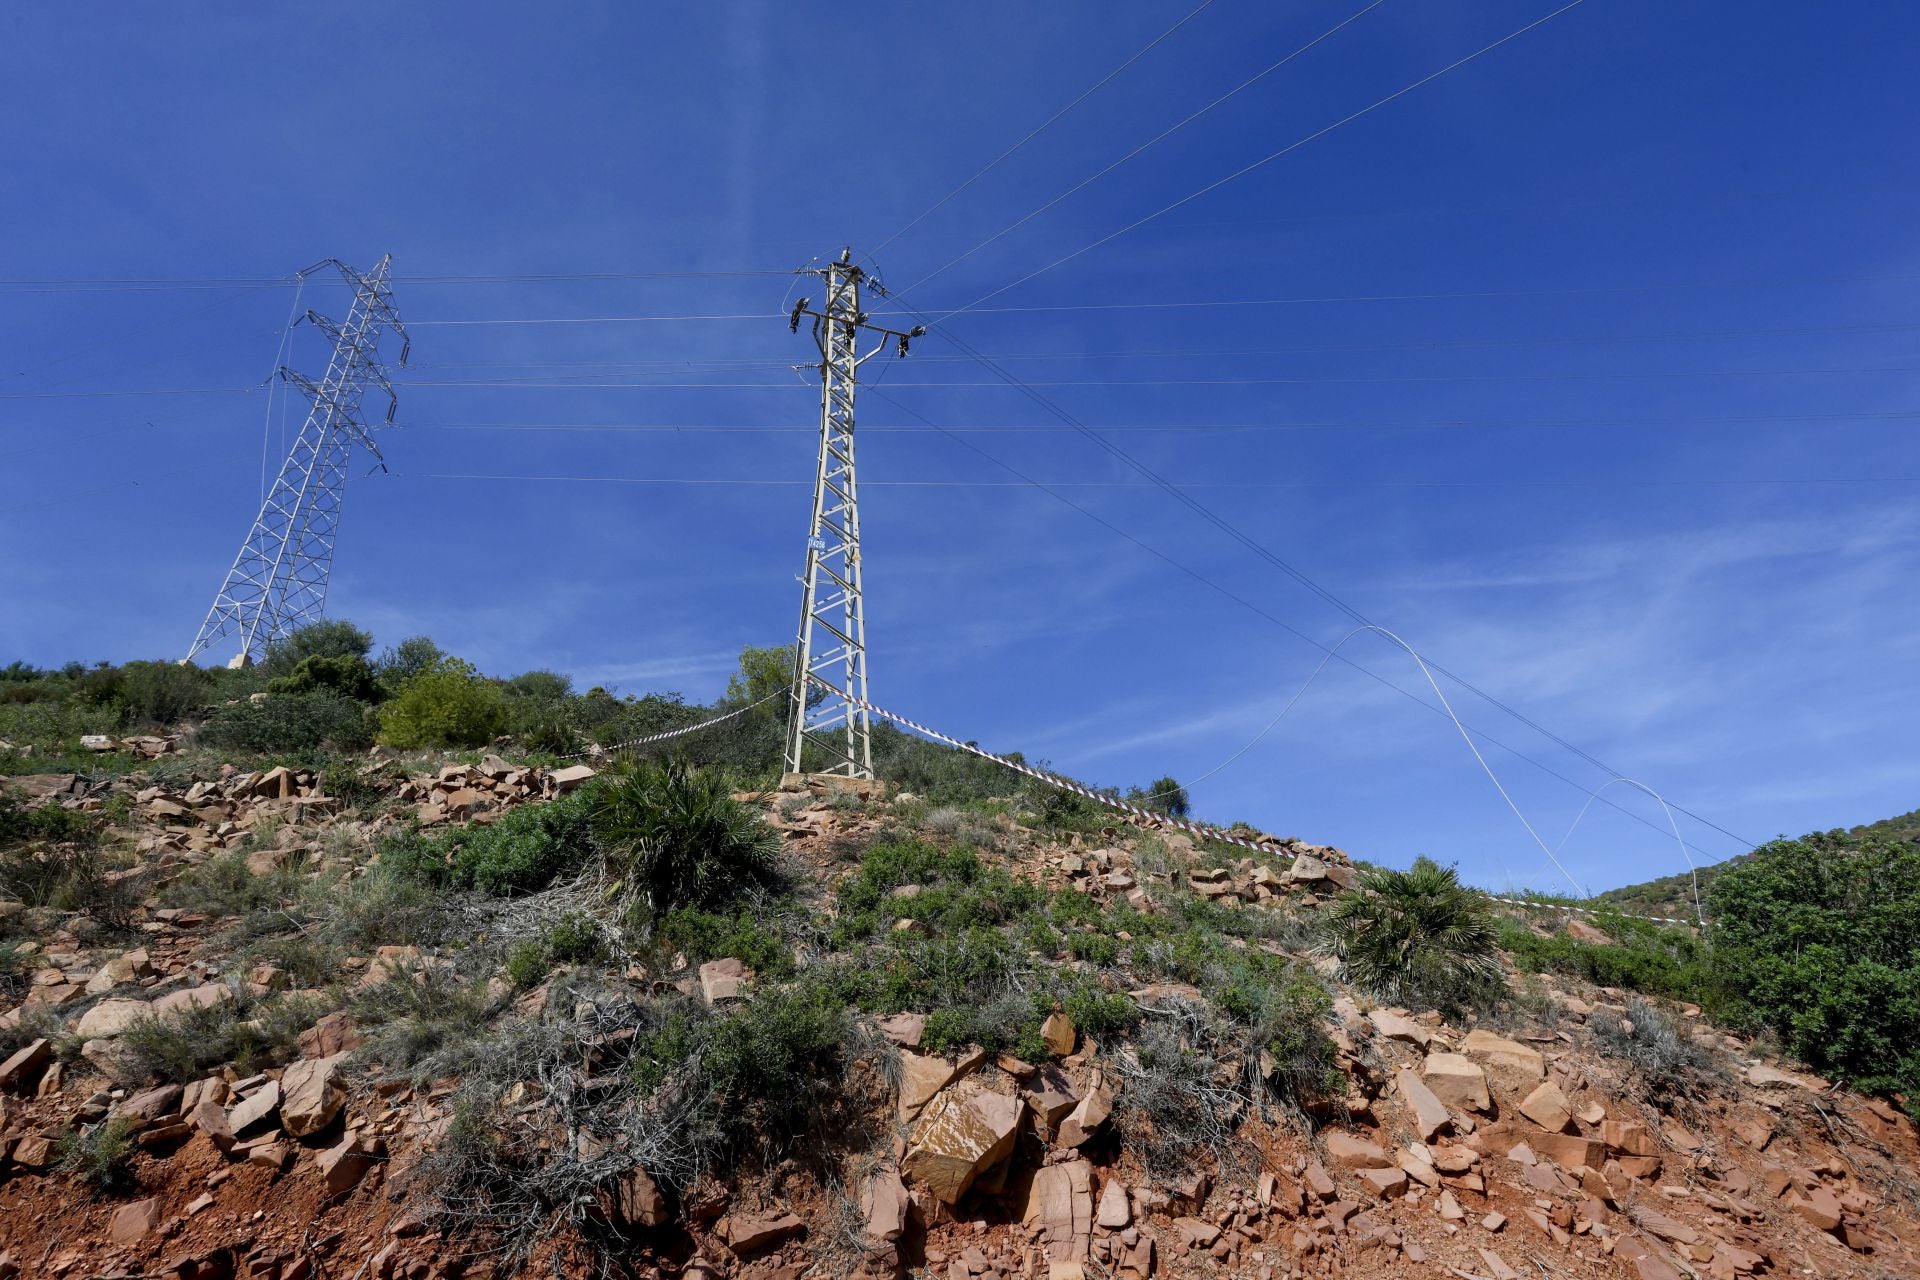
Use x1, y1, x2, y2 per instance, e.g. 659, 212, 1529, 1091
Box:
563, 685, 790, 760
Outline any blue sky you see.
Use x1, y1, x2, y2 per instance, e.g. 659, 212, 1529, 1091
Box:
4, 2, 1918, 894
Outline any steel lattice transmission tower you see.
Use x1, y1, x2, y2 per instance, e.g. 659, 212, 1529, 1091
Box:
782, 251, 923, 777
185, 257, 409, 667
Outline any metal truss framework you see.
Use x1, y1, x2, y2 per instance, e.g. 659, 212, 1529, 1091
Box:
185, 257, 408, 667
783, 251, 923, 777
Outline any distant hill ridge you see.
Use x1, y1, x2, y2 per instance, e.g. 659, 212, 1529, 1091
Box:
1590, 802, 1918, 919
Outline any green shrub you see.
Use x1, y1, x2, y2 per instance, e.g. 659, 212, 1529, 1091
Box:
116, 660, 214, 727
319, 759, 386, 813
0, 840, 135, 928
261, 619, 374, 679
373, 636, 446, 695
432, 787, 598, 896
55, 1116, 138, 1193
116, 988, 324, 1083
162, 849, 300, 919
700, 978, 851, 1123
1321, 857, 1502, 1015
378, 658, 509, 749
503, 939, 549, 989
833, 838, 1043, 941
630, 1002, 707, 1096
0, 791, 99, 849
351, 969, 495, 1076
503, 913, 604, 989
921, 994, 1045, 1060
1499, 917, 1711, 1003
268, 653, 379, 702
196, 690, 374, 754
658, 905, 792, 977
1061, 980, 1139, 1041
870, 722, 1024, 806
1708, 832, 1920, 1103
590, 758, 778, 924
310, 860, 452, 950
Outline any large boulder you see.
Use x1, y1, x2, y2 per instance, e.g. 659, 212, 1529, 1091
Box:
1420, 1053, 1491, 1112
108, 1198, 164, 1245
901, 1083, 1024, 1204
698, 958, 750, 1005
75, 998, 150, 1040
1480, 1124, 1606, 1172
723, 1211, 805, 1254
317, 1133, 382, 1196
1056, 1084, 1112, 1149
279, 1054, 347, 1138
897, 1046, 983, 1123
1368, 1010, 1432, 1047
1395, 1068, 1452, 1141
1459, 1030, 1545, 1097
1324, 1132, 1392, 1170
1519, 1081, 1573, 1134
0, 1039, 51, 1094
1019, 1158, 1093, 1263
861, 1165, 909, 1244
227, 1080, 281, 1136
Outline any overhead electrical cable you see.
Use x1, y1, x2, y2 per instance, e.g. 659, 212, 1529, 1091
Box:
884, 298, 1757, 853
394, 318, 1920, 370
858, 386, 1751, 855
870, 0, 1224, 257
384, 364, 1920, 389
393, 472, 1920, 490
893, 0, 1390, 298
929, 0, 1593, 324
0, 269, 788, 294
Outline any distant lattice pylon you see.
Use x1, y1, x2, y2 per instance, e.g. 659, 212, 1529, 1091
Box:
184, 256, 408, 667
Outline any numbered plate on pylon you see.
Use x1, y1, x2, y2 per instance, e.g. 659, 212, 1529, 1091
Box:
807, 535, 826, 551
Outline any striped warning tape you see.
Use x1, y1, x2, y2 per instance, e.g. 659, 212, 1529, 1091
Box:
560, 685, 790, 760
841, 688, 1699, 930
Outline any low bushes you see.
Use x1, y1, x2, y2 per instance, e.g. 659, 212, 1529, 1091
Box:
378, 657, 509, 750
1499, 916, 1712, 1003
196, 690, 374, 755
116, 988, 327, 1083
1707, 832, 1920, 1104
386, 786, 599, 896
1591, 997, 1719, 1102
55, 1117, 138, 1193
832, 838, 1043, 942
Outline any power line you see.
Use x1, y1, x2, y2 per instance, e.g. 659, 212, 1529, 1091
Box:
380, 364, 1920, 390
888, 305, 1757, 853
22, 407, 1920, 438
895, 0, 1389, 298
391, 471, 1920, 490
0, 269, 789, 294
0, 385, 261, 401
859, 386, 1753, 854
932, 0, 1594, 324
871, 0, 1223, 257
378, 409, 1920, 434
393, 318, 1920, 371
404, 312, 777, 326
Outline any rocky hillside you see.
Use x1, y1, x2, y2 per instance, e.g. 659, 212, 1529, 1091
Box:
2, 741, 1917, 1280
